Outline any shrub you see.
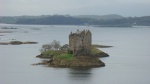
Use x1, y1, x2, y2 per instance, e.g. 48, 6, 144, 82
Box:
40, 40, 61, 53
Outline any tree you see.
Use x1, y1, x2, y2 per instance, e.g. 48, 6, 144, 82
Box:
51, 40, 61, 50
40, 44, 52, 52
60, 44, 69, 50
40, 40, 61, 53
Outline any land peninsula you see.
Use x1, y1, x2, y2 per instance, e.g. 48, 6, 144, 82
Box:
35, 29, 110, 67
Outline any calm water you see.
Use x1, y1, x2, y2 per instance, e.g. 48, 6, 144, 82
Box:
0, 24, 150, 84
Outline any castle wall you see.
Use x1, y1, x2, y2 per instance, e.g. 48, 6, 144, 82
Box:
69, 30, 92, 55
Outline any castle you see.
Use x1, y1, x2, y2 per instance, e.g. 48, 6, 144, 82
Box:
69, 29, 92, 56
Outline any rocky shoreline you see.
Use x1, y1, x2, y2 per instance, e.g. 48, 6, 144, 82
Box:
33, 56, 105, 67
36, 50, 109, 58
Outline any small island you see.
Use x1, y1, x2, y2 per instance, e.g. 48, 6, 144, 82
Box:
35, 29, 109, 67
2, 27, 18, 29
0, 41, 38, 45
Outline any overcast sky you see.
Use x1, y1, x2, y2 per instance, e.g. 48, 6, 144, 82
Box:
0, 0, 150, 17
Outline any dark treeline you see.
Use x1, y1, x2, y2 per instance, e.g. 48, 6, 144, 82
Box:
0, 15, 150, 26
16, 15, 96, 25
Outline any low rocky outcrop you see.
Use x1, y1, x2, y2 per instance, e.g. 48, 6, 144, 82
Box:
0, 31, 13, 33
0, 41, 38, 45
34, 56, 105, 67
92, 44, 113, 48
2, 27, 18, 29
48, 56, 105, 67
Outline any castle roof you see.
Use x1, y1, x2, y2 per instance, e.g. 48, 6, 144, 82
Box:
70, 29, 91, 36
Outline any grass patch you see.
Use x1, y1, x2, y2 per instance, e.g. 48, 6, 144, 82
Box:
41, 50, 67, 58
90, 47, 102, 55
55, 54, 74, 60
52, 54, 74, 66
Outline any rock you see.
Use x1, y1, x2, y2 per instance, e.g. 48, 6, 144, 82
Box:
41, 56, 105, 68
92, 44, 113, 48
23, 41, 38, 44
0, 41, 38, 45
36, 54, 52, 58
10, 41, 22, 45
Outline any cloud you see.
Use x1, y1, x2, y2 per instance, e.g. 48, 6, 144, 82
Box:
0, 0, 150, 16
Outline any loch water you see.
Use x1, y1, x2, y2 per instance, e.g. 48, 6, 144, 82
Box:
0, 24, 150, 84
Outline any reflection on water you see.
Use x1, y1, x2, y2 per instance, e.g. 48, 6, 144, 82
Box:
68, 67, 92, 82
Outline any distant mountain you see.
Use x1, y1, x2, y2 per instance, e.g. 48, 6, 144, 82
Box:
0, 15, 150, 26
130, 16, 150, 26
0, 15, 101, 25
74, 14, 124, 20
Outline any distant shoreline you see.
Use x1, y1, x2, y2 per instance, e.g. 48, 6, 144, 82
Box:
0, 15, 150, 26
94, 25, 133, 27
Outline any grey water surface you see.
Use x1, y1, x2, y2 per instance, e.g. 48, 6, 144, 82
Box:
0, 24, 150, 84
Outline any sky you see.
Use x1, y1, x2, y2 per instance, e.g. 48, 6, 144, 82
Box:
0, 0, 150, 17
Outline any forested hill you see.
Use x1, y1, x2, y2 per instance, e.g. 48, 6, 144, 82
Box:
0, 15, 96, 25
0, 15, 150, 26
73, 14, 124, 20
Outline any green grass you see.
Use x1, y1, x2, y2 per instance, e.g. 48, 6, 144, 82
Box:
52, 53, 74, 65
55, 54, 74, 60
41, 50, 67, 57
90, 47, 102, 55
41, 50, 53, 56
41, 50, 73, 59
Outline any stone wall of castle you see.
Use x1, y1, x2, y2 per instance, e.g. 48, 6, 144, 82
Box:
69, 29, 92, 55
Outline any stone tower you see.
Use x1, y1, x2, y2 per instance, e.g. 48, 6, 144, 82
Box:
69, 29, 92, 56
